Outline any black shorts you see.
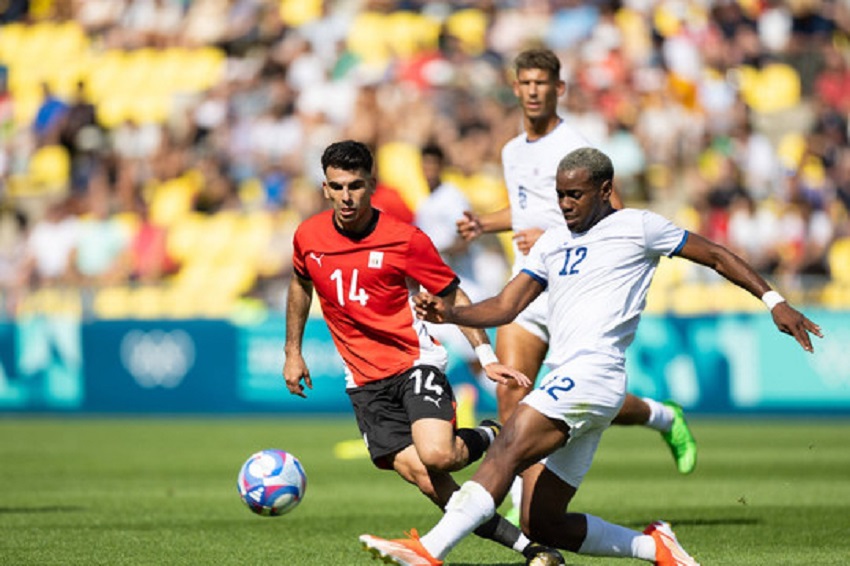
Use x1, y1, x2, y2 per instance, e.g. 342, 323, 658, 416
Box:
348, 365, 457, 470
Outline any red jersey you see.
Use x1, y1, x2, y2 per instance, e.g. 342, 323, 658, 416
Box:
292, 209, 459, 388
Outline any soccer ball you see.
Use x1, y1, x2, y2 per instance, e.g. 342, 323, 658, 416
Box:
237, 449, 307, 516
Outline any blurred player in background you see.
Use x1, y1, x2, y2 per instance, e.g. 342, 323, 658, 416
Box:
414, 142, 508, 419
456, 48, 697, 522
363, 146, 822, 566
284, 140, 565, 566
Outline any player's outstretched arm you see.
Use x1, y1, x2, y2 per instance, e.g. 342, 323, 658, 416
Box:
456, 207, 512, 241
283, 275, 314, 397
415, 286, 533, 388
415, 273, 543, 329
677, 232, 823, 352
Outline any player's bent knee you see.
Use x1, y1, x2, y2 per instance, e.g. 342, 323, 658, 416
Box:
417, 445, 458, 471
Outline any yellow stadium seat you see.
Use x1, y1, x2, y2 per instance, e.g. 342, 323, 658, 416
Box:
208, 261, 257, 297
828, 238, 850, 283
713, 282, 762, 312
777, 132, 806, 170
181, 48, 225, 91
644, 282, 669, 314
279, 0, 323, 27
128, 285, 166, 319
225, 212, 272, 265
166, 212, 208, 262
347, 12, 392, 69
445, 171, 509, 215
9, 82, 43, 127
92, 286, 133, 319
669, 282, 716, 314
739, 63, 800, 113
28, 145, 70, 194
200, 211, 240, 263
376, 142, 428, 210
149, 175, 201, 227
130, 94, 171, 125
445, 8, 488, 56
384, 11, 440, 58
155, 48, 190, 92
820, 282, 850, 308
0, 23, 25, 61
653, 3, 683, 37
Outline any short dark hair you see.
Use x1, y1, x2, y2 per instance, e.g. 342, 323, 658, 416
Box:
557, 147, 614, 187
321, 140, 374, 175
514, 48, 561, 81
421, 142, 445, 163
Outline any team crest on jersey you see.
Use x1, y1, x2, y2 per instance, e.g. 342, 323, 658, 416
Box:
368, 251, 384, 269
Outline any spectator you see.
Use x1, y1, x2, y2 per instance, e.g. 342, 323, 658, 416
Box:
32, 83, 68, 147
19, 197, 80, 288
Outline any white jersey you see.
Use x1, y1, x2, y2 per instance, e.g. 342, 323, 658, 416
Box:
502, 120, 592, 273
522, 209, 688, 372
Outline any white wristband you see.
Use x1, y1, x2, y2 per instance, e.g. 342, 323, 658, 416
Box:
761, 290, 786, 310
475, 344, 499, 366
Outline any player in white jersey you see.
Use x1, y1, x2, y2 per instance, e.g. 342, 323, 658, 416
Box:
457, 49, 697, 523
415, 143, 505, 404
361, 147, 822, 566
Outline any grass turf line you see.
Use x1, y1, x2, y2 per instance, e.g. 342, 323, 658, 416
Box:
1, 417, 849, 565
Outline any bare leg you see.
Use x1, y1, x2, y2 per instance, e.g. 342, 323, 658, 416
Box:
495, 322, 548, 423
611, 393, 651, 425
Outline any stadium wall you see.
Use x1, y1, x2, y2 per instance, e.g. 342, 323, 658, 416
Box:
0, 311, 846, 415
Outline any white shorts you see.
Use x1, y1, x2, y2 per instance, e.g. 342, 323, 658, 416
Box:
521, 362, 626, 488
514, 289, 549, 344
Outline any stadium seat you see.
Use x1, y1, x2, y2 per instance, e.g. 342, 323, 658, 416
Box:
0, 23, 25, 61
384, 11, 440, 59
166, 212, 207, 263
669, 282, 716, 314
149, 175, 201, 227
820, 281, 850, 308
279, 0, 323, 27
346, 11, 392, 70
828, 238, 850, 283
445, 8, 488, 55
128, 285, 166, 319
444, 169, 510, 214
376, 142, 428, 211
92, 286, 133, 319
739, 62, 801, 114
26, 145, 71, 195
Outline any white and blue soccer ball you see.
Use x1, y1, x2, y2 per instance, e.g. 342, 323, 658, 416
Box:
237, 449, 307, 516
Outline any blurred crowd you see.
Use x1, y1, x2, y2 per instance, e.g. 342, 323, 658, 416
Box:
0, 0, 849, 319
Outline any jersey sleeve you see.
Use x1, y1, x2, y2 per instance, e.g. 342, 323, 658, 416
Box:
291, 227, 309, 280
406, 228, 460, 295
642, 210, 688, 258
520, 229, 552, 289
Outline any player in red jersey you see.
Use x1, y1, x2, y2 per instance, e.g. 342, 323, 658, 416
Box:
284, 140, 566, 565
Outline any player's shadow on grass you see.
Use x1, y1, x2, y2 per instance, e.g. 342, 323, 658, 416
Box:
0, 506, 84, 514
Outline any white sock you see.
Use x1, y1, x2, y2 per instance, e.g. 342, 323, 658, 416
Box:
509, 476, 523, 509
420, 481, 495, 560
643, 397, 674, 433
578, 514, 656, 560
514, 533, 531, 553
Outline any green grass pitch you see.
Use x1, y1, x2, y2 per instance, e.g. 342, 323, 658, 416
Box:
2, 417, 849, 565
